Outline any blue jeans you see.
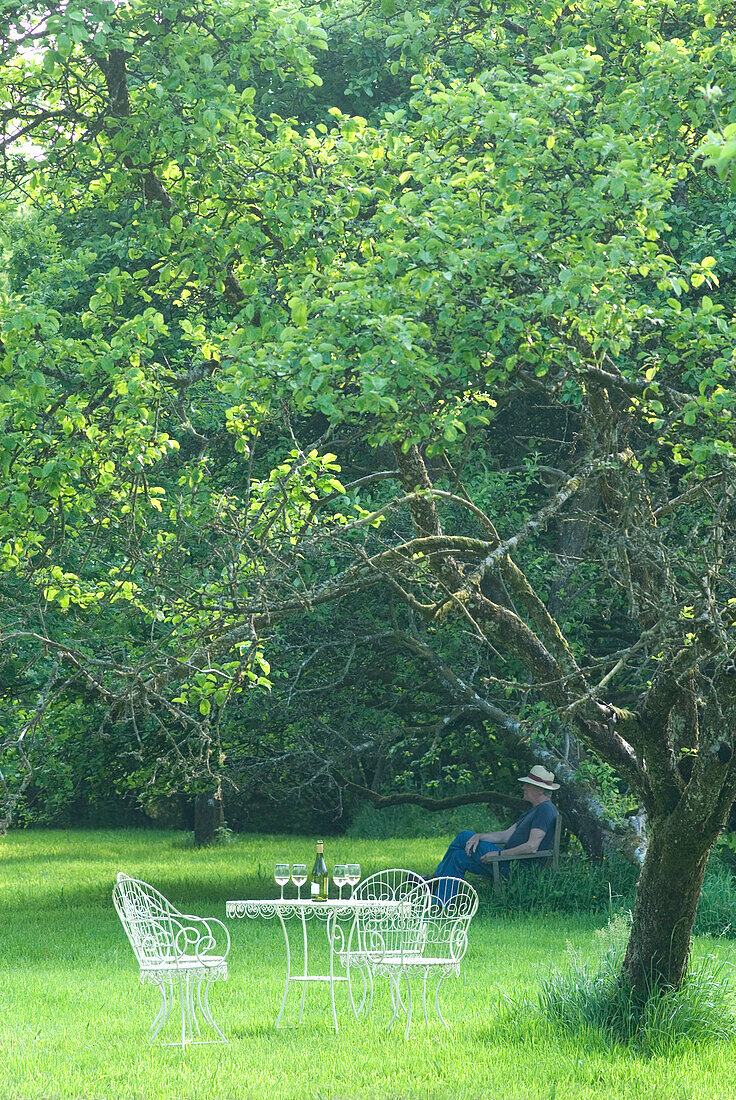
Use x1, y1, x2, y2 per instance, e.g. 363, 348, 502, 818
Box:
432, 830, 505, 903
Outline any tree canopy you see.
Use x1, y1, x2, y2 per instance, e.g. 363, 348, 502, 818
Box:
4, 0, 736, 993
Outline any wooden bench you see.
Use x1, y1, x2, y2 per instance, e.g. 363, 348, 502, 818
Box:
489, 812, 562, 892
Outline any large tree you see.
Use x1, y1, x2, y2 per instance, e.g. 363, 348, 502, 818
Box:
3, 0, 736, 995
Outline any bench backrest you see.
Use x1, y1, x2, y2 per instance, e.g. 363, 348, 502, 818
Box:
549, 811, 562, 869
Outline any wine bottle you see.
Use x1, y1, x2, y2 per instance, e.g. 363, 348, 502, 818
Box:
310, 840, 329, 901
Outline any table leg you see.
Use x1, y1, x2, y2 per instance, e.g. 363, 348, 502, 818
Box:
327, 912, 339, 1032
299, 908, 308, 1024
275, 910, 292, 1027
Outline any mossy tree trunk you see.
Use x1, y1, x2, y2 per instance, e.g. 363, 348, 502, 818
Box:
616, 676, 736, 993
622, 813, 719, 992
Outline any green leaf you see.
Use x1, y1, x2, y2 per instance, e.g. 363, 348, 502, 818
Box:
289, 297, 308, 327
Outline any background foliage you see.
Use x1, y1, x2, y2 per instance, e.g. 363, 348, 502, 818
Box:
3, 0, 736, 957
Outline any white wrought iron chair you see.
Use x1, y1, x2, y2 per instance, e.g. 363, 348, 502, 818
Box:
349, 876, 478, 1037
342, 868, 430, 1032
407, 877, 479, 1031
112, 872, 230, 1048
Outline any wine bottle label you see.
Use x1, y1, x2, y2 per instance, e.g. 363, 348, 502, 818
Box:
311, 881, 319, 896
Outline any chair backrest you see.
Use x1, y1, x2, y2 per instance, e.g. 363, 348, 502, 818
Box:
423, 879, 479, 963
351, 869, 430, 960
113, 872, 186, 967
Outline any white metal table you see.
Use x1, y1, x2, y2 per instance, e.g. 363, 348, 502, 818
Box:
226, 898, 403, 1031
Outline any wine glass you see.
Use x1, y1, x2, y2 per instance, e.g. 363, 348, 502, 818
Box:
291, 863, 308, 900
332, 864, 347, 900
274, 862, 290, 900
344, 864, 361, 894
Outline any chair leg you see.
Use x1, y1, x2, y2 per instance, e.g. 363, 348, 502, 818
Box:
387, 974, 401, 1032
348, 963, 371, 1018
435, 975, 450, 1030
422, 972, 429, 1026
199, 973, 228, 1043
164, 975, 175, 1033
386, 972, 415, 1037
189, 974, 203, 1040
403, 973, 413, 1040
148, 976, 170, 1042
145, 971, 227, 1046
178, 974, 187, 1049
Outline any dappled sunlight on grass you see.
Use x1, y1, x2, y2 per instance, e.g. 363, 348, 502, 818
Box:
3, 829, 736, 1099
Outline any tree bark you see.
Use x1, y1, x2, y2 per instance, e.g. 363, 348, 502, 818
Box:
621, 814, 713, 992
194, 791, 224, 846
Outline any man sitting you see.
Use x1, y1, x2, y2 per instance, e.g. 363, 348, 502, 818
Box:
429, 765, 559, 901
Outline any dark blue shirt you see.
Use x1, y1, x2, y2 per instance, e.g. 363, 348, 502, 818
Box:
503, 801, 557, 853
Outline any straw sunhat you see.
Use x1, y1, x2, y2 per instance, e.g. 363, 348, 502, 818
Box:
517, 765, 560, 791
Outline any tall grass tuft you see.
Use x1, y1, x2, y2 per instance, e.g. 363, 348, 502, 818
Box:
538, 914, 736, 1053
694, 864, 736, 938
484, 853, 638, 915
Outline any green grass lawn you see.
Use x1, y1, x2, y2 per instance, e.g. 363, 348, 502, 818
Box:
3, 828, 736, 1099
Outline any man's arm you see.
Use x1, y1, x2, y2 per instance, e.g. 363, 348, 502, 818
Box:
465, 826, 514, 855
480, 827, 547, 864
